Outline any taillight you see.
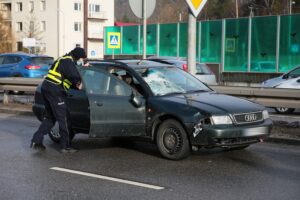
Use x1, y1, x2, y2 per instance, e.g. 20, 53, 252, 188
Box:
182, 64, 188, 72
25, 65, 41, 70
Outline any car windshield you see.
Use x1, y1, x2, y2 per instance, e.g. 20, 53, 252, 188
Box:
136, 67, 211, 96
196, 63, 211, 74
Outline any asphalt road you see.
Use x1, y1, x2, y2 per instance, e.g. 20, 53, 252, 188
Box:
0, 113, 299, 200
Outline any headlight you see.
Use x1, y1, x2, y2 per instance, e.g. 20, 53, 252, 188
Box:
262, 110, 269, 119
210, 115, 232, 125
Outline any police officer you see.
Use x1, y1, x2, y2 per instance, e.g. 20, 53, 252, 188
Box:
30, 47, 86, 153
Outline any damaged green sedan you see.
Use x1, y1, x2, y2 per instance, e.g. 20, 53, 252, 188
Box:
33, 60, 272, 160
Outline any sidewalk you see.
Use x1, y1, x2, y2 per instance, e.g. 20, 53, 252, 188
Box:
0, 103, 299, 145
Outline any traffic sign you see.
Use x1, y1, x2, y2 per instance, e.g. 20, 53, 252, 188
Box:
129, 0, 156, 19
23, 38, 36, 47
185, 0, 208, 17
107, 32, 121, 49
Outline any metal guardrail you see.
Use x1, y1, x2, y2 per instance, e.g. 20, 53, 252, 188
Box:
0, 78, 300, 109
0, 78, 42, 104
211, 86, 300, 109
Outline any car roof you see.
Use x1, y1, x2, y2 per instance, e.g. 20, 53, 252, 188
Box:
88, 59, 174, 69
147, 56, 181, 60
0, 52, 52, 58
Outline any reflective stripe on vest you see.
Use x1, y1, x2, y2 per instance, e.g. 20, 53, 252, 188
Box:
46, 56, 73, 90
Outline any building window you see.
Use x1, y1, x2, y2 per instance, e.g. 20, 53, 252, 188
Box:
40, 1, 46, 11
29, 21, 34, 31
41, 21, 46, 31
74, 22, 82, 32
16, 22, 23, 31
29, 1, 34, 12
17, 42, 23, 51
95, 5, 100, 12
16, 2, 22, 12
89, 4, 100, 13
74, 2, 81, 11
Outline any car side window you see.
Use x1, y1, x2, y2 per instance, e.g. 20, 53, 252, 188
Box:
289, 67, 300, 78
3, 56, 22, 64
82, 69, 131, 96
0, 56, 4, 64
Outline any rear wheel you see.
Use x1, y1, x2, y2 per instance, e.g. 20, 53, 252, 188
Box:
156, 119, 190, 160
275, 107, 295, 114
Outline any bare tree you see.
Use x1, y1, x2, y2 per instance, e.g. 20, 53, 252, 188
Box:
247, 0, 277, 15
22, 14, 44, 54
0, 13, 14, 53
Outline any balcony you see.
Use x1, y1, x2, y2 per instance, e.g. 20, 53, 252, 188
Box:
88, 31, 104, 40
88, 11, 107, 20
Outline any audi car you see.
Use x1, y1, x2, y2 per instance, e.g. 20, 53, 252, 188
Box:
33, 60, 272, 160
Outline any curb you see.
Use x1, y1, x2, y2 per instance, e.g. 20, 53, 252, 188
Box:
266, 137, 300, 146
0, 107, 34, 117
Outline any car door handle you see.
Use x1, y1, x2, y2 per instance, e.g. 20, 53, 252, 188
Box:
94, 101, 103, 107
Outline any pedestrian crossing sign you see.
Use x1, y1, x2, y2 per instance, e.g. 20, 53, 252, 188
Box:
108, 32, 121, 49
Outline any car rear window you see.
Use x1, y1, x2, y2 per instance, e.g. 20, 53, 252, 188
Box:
196, 63, 212, 74
29, 57, 54, 65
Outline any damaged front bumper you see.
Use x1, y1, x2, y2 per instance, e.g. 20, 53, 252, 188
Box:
187, 119, 273, 147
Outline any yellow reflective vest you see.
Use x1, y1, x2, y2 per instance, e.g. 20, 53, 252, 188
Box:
46, 56, 73, 90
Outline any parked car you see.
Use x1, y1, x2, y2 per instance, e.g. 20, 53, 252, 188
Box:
246, 61, 276, 72
33, 60, 272, 160
262, 66, 300, 87
262, 66, 300, 114
147, 56, 217, 85
270, 78, 300, 114
0, 52, 53, 78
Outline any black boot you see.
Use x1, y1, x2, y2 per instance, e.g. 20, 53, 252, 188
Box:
30, 141, 46, 150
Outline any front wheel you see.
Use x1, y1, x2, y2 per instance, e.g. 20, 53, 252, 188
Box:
275, 107, 295, 114
48, 123, 75, 143
156, 119, 190, 160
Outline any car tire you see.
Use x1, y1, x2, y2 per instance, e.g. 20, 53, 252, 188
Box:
11, 74, 25, 95
274, 107, 295, 114
156, 119, 190, 160
48, 123, 75, 143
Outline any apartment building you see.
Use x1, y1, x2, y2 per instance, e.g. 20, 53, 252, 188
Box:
0, 0, 114, 59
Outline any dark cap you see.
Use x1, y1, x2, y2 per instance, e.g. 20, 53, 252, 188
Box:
71, 47, 87, 60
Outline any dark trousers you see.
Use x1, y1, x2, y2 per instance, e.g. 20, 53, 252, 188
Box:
31, 81, 73, 149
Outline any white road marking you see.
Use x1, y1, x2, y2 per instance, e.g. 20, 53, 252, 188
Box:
50, 167, 165, 190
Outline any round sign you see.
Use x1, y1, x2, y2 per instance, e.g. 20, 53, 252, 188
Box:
129, 0, 156, 19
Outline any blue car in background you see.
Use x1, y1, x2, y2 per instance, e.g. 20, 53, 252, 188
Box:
0, 53, 54, 78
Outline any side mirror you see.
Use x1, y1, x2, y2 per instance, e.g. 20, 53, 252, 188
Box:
131, 91, 142, 108
282, 74, 288, 79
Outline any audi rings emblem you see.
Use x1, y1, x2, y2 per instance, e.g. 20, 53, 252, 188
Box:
244, 114, 257, 122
